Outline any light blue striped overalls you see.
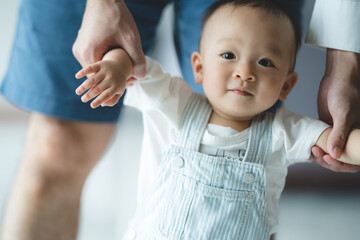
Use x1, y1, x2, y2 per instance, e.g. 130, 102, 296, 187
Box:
124, 94, 274, 240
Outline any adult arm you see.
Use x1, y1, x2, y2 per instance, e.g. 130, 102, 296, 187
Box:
306, 0, 360, 172
72, 0, 146, 78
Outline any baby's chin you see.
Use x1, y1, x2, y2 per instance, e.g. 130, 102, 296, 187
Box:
218, 110, 258, 123
225, 106, 265, 120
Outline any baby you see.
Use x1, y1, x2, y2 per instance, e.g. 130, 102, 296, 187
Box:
75, 0, 360, 238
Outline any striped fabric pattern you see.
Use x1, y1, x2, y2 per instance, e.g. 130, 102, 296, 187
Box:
125, 93, 274, 240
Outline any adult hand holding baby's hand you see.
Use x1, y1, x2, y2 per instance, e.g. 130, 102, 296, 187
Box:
311, 49, 360, 173
72, 0, 146, 78
75, 49, 133, 109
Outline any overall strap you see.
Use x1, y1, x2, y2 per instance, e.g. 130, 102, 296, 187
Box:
177, 93, 212, 151
244, 111, 274, 166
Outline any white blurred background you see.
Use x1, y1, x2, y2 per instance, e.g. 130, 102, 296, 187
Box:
1, 1, 360, 240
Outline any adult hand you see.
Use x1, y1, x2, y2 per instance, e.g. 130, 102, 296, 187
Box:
73, 0, 146, 78
311, 48, 360, 173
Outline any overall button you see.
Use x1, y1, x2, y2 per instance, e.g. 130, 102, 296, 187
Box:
173, 156, 185, 168
244, 173, 255, 184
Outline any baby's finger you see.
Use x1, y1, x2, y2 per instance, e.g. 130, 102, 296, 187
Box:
76, 75, 103, 96
81, 83, 108, 103
101, 94, 122, 107
90, 89, 115, 109
75, 64, 100, 79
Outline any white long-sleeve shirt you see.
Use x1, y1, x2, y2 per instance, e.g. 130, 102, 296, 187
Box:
306, 0, 360, 53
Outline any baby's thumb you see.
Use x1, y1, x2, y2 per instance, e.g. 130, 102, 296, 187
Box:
328, 119, 351, 159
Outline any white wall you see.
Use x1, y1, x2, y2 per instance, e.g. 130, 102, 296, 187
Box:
0, 1, 19, 79
284, 0, 325, 118
0, 0, 21, 111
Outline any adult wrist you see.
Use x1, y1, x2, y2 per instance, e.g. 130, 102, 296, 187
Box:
325, 48, 360, 82
84, 0, 124, 28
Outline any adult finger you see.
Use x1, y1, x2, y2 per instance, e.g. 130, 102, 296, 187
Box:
122, 38, 146, 78
311, 146, 357, 172
323, 155, 360, 173
72, 40, 94, 67
311, 146, 328, 166
327, 114, 352, 159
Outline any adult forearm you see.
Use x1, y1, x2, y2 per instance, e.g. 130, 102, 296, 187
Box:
83, 0, 124, 26
324, 49, 360, 81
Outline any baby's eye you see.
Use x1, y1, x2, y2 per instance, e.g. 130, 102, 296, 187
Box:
221, 52, 236, 60
258, 58, 274, 67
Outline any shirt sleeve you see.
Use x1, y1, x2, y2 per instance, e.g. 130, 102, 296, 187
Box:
305, 0, 360, 53
272, 107, 330, 165
124, 56, 193, 128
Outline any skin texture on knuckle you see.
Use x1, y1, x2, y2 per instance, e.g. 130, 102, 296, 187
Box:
95, 91, 110, 105
75, 46, 92, 67
92, 86, 102, 95
102, 91, 113, 100
89, 77, 98, 86
122, 31, 137, 44
86, 65, 95, 73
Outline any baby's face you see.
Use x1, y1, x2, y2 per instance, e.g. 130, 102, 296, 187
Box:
193, 5, 297, 122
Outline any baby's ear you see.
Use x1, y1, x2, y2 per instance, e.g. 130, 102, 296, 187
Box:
191, 52, 203, 84
279, 72, 298, 101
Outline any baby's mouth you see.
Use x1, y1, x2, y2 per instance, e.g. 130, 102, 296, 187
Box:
229, 89, 252, 96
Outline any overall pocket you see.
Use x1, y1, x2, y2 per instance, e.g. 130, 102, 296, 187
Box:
182, 178, 254, 239
155, 172, 254, 239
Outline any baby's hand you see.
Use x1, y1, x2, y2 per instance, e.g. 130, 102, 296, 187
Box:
75, 49, 133, 108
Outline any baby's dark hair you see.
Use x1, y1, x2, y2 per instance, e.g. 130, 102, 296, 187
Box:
201, 0, 302, 71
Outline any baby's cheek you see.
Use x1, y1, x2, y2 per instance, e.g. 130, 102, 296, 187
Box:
260, 89, 279, 107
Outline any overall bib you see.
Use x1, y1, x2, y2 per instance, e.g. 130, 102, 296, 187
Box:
124, 94, 274, 240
